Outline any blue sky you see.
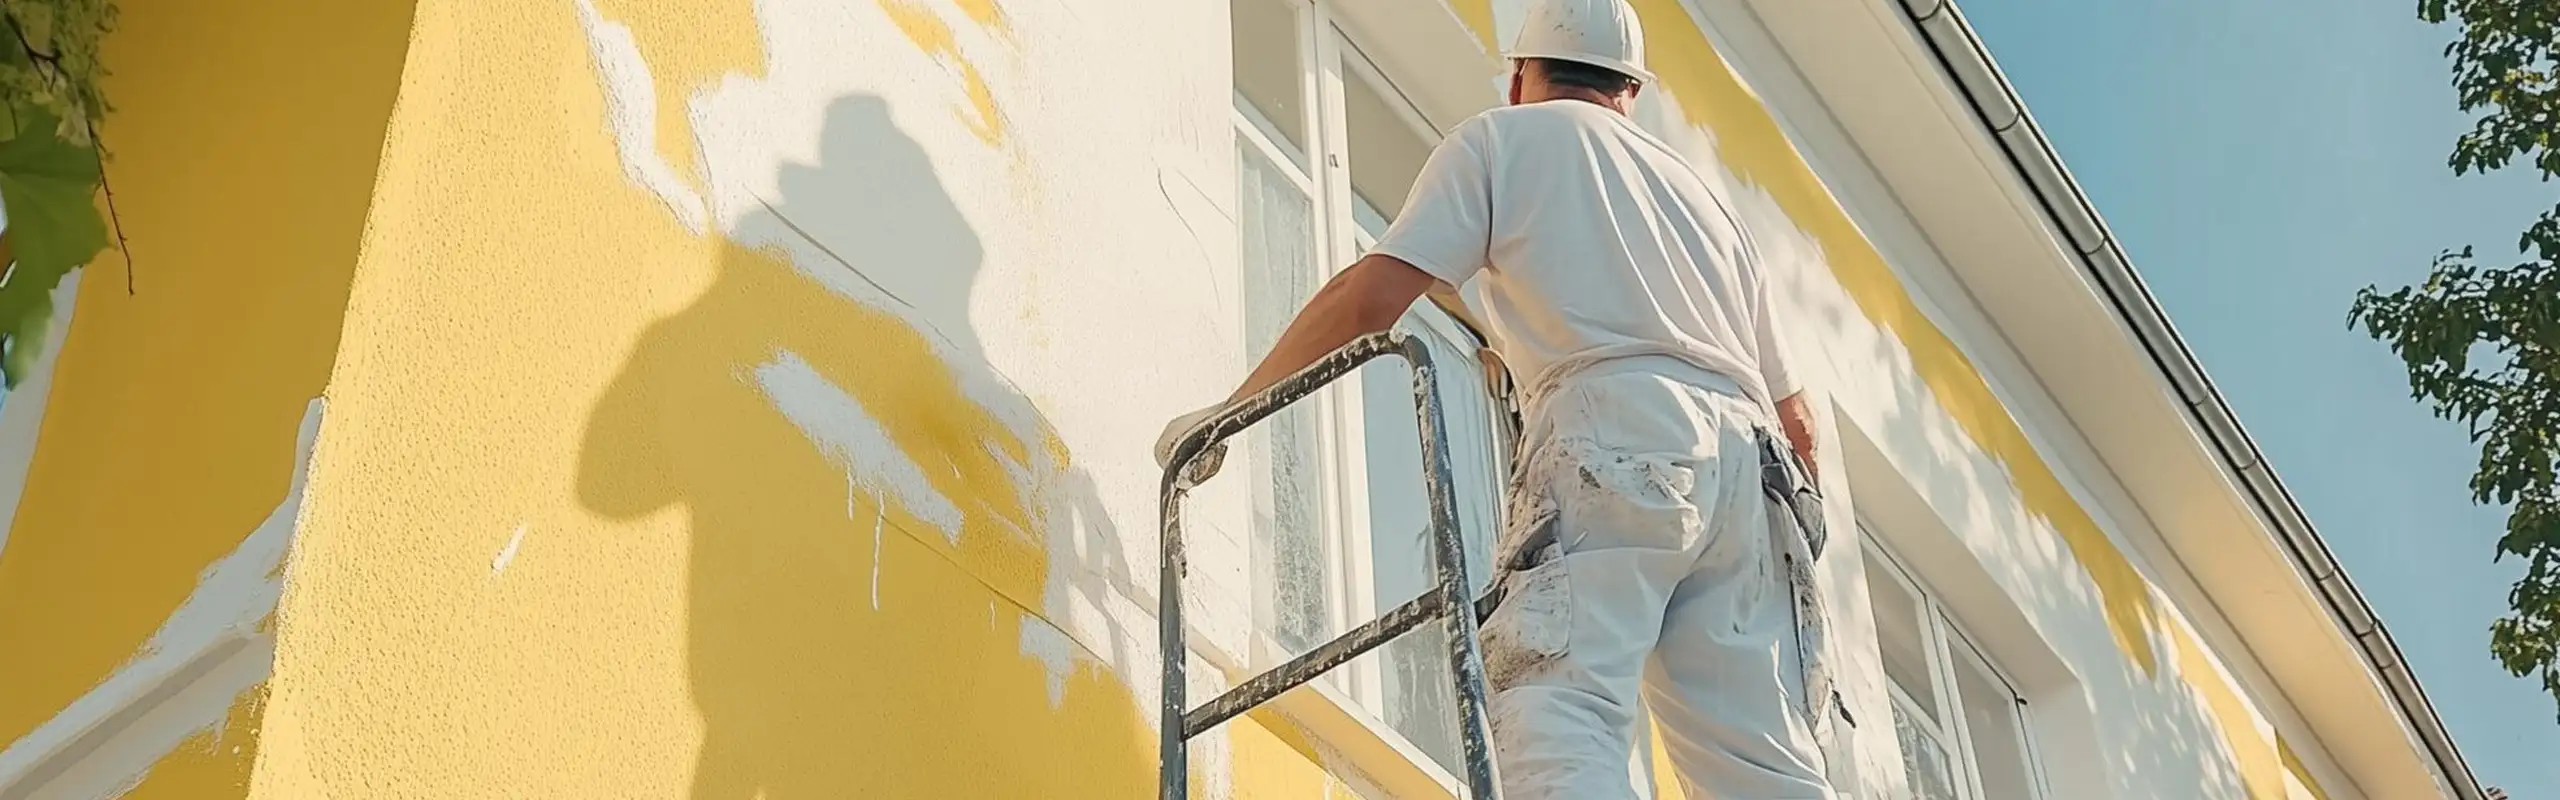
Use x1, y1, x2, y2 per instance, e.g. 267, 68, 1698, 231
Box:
1954, 0, 2560, 794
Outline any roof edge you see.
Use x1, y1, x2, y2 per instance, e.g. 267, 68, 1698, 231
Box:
1890, 0, 2486, 795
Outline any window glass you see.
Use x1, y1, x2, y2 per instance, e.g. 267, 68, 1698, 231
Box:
1342, 48, 1432, 222
1894, 702, 1965, 800
1231, 0, 1311, 163
1227, 3, 1515, 775
1866, 551, 1941, 725
1954, 634, 2038, 800
1237, 132, 1333, 654
1360, 295, 1501, 774
1338, 42, 1503, 771
1864, 531, 2048, 800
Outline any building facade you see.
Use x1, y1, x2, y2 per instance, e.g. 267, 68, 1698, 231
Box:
0, 0, 2486, 798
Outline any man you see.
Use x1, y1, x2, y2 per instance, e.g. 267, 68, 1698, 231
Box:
1155, 0, 1833, 796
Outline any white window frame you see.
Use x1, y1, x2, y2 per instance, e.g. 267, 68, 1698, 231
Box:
1229, 0, 1513, 783
1864, 526, 2053, 800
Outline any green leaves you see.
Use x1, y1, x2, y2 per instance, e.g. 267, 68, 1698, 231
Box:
0, 0, 117, 144
2354, 236, 2560, 717
0, 1, 115, 388
2354, 2, 2560, 717
2420, 0, 2560, 178
0, 107, 98, 264
0, 106, 97, 386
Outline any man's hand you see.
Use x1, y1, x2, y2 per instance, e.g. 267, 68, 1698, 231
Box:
1154, 404, 1229, 486
1166, 254, 1436, 488
1775, 391, 1821, 485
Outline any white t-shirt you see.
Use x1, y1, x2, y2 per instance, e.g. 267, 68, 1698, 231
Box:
1371, 100, 1799, 410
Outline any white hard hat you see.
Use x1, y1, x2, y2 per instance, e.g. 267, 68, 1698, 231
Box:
1505, 0, 1654, 86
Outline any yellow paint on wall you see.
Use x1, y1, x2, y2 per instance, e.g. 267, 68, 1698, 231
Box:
122, 686, 269, 799
2280, 730, 2334, 800
0, 0, 414, 792
954, 0, 1009, 32
583, 0, 764, 185
881, 0, 1009, 146
236, 0, 1180, 796
2168, 615, 2289, 799
1227, 710, 1368, 799
1447, 0, 1499, 54
2170, 614, 2338, 800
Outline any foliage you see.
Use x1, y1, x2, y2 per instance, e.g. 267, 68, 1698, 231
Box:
0, 0, 113, 388
2349, 0, 2560, 718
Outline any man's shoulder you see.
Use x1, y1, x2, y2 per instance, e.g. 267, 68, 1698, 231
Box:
1471, 100, 1612, 129
1466, 102, 1656, 155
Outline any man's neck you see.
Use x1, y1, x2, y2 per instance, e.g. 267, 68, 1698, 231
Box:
1533, 89, 1626, 115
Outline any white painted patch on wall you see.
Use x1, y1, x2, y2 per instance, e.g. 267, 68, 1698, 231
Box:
751, 349, 964, 537
0, 399, 325, 800
572, 0, 709, 234
490, 523, 528, 576
569, 0, 1233, 792
1017, 614, 1082, 708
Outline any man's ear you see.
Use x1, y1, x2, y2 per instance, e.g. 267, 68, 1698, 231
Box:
1615, 82, 1644, 114
1507, 66, 1525, 106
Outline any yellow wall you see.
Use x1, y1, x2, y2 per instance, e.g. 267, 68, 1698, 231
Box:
231, 0, 1351, 795
0, 0, 416, 795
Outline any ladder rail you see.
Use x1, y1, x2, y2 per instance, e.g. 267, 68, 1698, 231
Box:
1158, 329, 1500, 799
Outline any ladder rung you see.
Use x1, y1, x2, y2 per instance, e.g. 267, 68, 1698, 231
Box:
1160, 330, 1503, 799
1184, 586, 1453, 738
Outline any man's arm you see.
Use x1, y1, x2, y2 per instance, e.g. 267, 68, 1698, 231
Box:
1225, 254, 1440, 404
1157, 118, 1487, 477
1774, 390, 1820, 485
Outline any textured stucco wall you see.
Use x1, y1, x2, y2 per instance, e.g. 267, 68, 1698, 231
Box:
238, 0, 1339, 796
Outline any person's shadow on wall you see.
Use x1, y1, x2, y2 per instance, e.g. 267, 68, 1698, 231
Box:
576, 94, 1152, 799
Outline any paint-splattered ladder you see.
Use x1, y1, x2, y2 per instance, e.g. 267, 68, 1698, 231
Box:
1156, 329, 1503, 799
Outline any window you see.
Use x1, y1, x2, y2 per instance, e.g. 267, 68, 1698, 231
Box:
1863, 529, 2048, 800
1230, 0, 1512, 777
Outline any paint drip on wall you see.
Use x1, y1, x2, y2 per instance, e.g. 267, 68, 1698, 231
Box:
753, 350, 966, 537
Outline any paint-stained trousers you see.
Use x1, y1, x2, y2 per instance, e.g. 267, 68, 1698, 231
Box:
1479, 359, 1834, 800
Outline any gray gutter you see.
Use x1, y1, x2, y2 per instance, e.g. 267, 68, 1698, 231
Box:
1891, 1, 2488, 797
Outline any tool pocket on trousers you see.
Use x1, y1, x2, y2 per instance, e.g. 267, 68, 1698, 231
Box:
1482, 461, 1569, 693
1480, 542, 1570, 693
1557, 442, 1706, 554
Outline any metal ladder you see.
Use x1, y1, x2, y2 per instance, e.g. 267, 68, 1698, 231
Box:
1156, 329, 1503, 799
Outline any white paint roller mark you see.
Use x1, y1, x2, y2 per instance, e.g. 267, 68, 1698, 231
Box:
491, 524, 527, 576
573, 0, 709, 234
752, 349, 964, 537
0, 399, 325, 797
1017, 615, 1080, 709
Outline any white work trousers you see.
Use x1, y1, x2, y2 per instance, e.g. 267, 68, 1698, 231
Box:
1479, 364, 1833, 800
